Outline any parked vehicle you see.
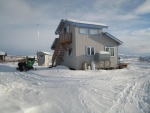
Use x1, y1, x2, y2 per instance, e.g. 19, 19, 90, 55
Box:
17, 57, 35, 71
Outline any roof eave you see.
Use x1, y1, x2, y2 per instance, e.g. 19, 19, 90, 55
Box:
73, 23, 108, 29
51, 38, 58, 50
55, 19, 66, 35
55, 19, 108, 34
104, 32, 123, 45
65, 19, 108, 29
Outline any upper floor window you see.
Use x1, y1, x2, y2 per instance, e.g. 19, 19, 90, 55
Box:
79, 27, 99, 35
89, 29, 99, 35
105, 47, 115, 57
79, 28, 88, 34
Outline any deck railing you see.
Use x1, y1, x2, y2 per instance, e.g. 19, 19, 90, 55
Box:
59, 32, 72, 44
51, 32, 72, 66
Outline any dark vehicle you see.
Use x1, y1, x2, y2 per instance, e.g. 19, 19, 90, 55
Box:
17, 57, 35, 71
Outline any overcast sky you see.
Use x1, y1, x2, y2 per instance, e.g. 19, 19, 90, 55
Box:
0, 0, 150, 56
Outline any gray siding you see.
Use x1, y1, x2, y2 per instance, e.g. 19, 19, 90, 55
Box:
101, 34, 118, 68
61, 25, 119, 70
75, 27, 118, 69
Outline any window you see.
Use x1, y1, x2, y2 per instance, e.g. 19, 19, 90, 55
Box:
79, 28, 88, 34
105, 47, 115, 56
89, 29, 99, 35
86, 46, 95, 56
79, 27, 99, 35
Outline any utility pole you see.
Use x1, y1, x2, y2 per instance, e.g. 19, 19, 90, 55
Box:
37, 24, 39, 52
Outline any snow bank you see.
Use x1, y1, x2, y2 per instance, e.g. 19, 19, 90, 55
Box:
51, 65, 70, 70
0, 61, 150, 113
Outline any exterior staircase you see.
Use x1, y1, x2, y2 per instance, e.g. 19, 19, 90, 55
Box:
52, 32, 72, 66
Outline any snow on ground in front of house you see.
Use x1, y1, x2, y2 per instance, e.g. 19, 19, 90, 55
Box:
0, 59, 150, 113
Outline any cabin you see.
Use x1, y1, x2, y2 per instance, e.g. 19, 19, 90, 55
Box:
37, 51, 50, 66
0, 51, 7, 61
51, 19, 123, 70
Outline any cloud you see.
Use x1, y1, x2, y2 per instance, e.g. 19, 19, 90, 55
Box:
119, 28, 150, 55
134, 0, 150, 15
0, 0, 60, 26
0, 0, 63, 55
0, 0, 32, 24
131, 28, 150, 37
0, 26, 53, 55
0, 0, 149, 56
91, 0, 143, 21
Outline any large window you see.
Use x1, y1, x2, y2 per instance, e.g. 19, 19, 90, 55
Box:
79, 28, 88, 34
86, 46, 95, 56
105, 47, 115, 56
89, 29, 99, 35
79, 27, 99, 35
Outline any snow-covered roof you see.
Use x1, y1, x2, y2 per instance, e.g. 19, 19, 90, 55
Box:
37, 51, 50, 55
65, 19, 108, 27
55, 19, 108, 34
103, 32, 123, 45
0, 51, 6, 55
42, 51, 50, 55
98, 51, 109, 54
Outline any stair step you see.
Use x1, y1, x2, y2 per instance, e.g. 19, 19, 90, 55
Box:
52, 36, 72, 66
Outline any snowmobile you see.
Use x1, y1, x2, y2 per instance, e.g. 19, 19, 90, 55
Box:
17, 56, 36, 72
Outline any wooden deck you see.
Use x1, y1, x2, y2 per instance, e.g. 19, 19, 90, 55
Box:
118, 63, 129, 69
51, 32, 72, 66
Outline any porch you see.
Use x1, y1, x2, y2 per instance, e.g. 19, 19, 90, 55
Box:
51, 32, 72, 66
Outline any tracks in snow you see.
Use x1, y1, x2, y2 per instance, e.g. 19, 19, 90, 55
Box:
106, 75, 150, 113
0, 63, 150, 113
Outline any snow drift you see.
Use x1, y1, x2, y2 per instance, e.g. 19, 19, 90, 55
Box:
0, 60, 150, 113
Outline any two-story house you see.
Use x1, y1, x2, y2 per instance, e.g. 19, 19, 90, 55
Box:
51, 19, 123, 70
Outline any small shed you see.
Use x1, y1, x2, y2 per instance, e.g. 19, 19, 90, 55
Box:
0, 51, 7, 61
37, 51, 50, 66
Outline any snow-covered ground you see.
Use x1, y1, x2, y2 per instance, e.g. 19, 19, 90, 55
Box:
0, 59, 150, 113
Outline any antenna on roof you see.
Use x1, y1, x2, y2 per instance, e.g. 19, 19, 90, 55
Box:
64, 5, 68, 19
